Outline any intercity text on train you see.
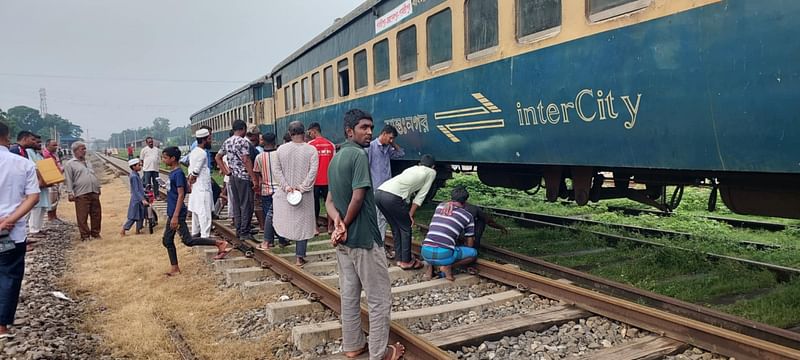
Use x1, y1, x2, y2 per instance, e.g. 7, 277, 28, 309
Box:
515, 89, 642, 130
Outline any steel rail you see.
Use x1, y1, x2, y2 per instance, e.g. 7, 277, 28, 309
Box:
473, 259, 800, 360
98, 153, 450, 359
605, 205, 798, 232
480, 244, 800, 351
488, 210, 800, 280
211, 223, 450, 360
385, 235, 800, 360
414, 219, 800, 350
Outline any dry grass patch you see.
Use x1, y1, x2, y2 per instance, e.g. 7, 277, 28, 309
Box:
63, 171, 290, 359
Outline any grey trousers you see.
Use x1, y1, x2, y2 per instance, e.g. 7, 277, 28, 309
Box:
336, 245, 391, 360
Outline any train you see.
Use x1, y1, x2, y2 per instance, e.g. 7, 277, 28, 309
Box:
191, 0, 800, 219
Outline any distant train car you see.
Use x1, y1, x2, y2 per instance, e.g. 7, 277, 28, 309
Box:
190, 75, 275, 151
265, 0, 800, 219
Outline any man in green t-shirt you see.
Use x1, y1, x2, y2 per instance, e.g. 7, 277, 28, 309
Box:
325, 109, 404, 360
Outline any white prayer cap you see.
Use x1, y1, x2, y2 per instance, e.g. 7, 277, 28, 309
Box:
128, 158, 140, 167
195, 128, 211, 138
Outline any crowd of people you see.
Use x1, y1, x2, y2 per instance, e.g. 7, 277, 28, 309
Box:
0, 107, 510, 358
150, 109, 504, 359
0, 120, 114, 338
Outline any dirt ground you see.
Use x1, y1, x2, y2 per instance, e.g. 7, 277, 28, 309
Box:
61, 166, 288, 359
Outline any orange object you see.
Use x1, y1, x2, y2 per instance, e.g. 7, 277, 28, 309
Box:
36, 157, 65, 186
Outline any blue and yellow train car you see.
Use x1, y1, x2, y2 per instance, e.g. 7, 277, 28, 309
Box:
267, 0, 800, 219
190, 75, 274, 150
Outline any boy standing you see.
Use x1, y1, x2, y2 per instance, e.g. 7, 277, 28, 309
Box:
161, 147, 230, 276
120, 158, 147, 236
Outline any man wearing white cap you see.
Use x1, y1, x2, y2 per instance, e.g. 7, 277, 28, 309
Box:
120, 158, 147, 236
188, 129, 214, 238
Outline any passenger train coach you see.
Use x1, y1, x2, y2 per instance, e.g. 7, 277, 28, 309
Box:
190, 76, 274, 151
193, 0, 800, 219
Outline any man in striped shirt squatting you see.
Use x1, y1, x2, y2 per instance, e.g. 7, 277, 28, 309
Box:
421, 186, 477, 281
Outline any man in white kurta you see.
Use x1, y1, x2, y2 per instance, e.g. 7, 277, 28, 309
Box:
188, 129, 214, 238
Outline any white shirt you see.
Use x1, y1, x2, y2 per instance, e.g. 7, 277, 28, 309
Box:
188, 146, 211, 193
378, 165, 436, 207
140, 146, 160, 172
0, 145, 40, 242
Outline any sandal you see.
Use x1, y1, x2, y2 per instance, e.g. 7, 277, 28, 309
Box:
257, 243, 271, 251
399, 259, 424, 270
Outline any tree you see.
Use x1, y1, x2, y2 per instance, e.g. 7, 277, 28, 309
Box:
0, 108, 11, 130
152, 117, 171, 142
7, 106, 42, 134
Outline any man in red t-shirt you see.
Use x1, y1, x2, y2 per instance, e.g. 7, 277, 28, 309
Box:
127, 144, 134, 160
307, 122, 335, 233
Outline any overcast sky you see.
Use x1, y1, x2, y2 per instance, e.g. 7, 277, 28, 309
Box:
0, 0, 364, 140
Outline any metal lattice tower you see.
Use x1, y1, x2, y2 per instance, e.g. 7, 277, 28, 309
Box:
39, 88, 55, 142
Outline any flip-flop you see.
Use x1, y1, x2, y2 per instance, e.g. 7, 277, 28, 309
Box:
344, 344, 368, 359
0, 333, 15, 339
164, 272, 180, 277
384, 343, 405, 360
399, 259, 424, 270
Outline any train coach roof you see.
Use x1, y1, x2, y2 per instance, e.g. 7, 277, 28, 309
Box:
271, 0, 380, 75
190, 75, 271, 120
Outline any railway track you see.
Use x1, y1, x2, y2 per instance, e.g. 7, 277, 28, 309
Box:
477, 206, 800, 280
97, 153, 800, 360
604, 205, 799, 233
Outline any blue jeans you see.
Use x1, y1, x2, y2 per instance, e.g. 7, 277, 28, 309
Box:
0, 242, 25, 326
261, 195, 285, 246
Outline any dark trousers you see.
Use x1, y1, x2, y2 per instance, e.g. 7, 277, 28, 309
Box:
162, 216, 217, 265
261, 195, 286, 245
375, 190, 413, 263
230, 177, 253, 237
314, 185, 328, 220
74, 192, 102, 239
143, 171, 159, 194
0, 242, 25, 326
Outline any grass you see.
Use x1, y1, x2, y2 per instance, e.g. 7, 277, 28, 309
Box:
717, 278, 800, 328
432, 173, 800, 268
63, 172, 286, 359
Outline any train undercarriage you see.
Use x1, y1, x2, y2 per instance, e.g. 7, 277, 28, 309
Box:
424, 163, 800, 220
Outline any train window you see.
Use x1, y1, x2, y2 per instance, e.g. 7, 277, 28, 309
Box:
373, 39, 389, 84
517, 0, 561, 41
324, 66, 334, 100
311, 72, 320, 103
284, 87, 291, 112
397, 25, 417, 79
338, 59, 350, 97
354, 49, 368, 91
465, 0, 498, 58
293, 82, 300, 109
587, 0, 651, 22
427, 8, 452, 69
302, 77, 310, 105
